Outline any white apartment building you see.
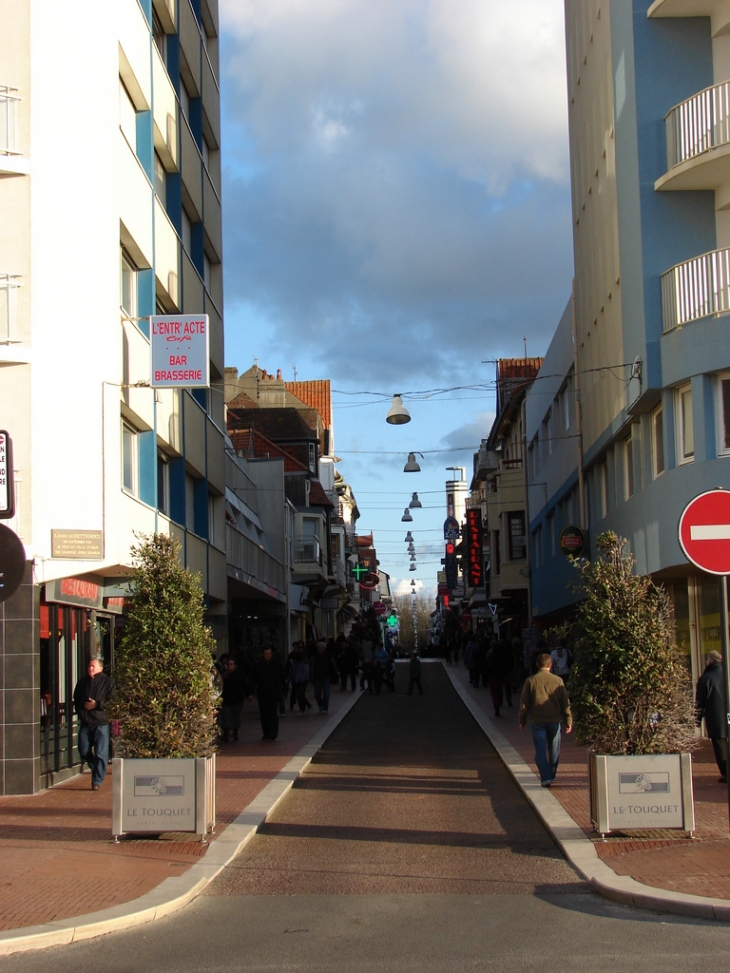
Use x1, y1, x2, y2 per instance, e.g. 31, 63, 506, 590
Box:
0, 0, 225, 793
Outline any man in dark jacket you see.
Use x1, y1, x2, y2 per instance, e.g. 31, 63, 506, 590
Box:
73, 657, 115, 790
219, 657, 247, 742
248, 647, 285, 741
696, 651, 727, 782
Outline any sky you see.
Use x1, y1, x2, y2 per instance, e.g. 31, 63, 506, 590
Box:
218, 0, 574, 597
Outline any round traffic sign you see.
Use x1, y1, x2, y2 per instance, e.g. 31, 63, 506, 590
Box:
678, 489, 730, 575
372, 601, 387, 616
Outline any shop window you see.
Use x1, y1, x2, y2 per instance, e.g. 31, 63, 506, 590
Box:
651, 405, 664, 478
676, 384, 694, 464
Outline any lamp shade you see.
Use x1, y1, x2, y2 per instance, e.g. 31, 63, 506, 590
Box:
401, 508, 413, 522
404, 531, 414, 542
407, 543, 415, 553
403, 452, 421, 472
386, 395, 411, 425
409, 564, 417, 571
408, 492, 422, 509
409, 552, 416, 560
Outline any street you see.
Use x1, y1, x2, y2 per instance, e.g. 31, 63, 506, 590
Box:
2, 666, 730, 972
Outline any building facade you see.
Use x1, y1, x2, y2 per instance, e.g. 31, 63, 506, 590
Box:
0, 0, 225, 793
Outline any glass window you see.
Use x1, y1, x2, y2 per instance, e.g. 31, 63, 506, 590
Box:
677, 384, 694, 463
508, 511, 526, 560
152, 8, 167, 62
120, 249, 137, 319
157, 452, 169, 515
563, 384, 571, 430
208, 494, 216, 546
180, 82, 190, 122
119, 79, 137, 150
122, 422, 138, 494
716, 373, 730, 455
182, 210, 192, 254
153, 152, 166, 207
624, 432, 634, 499
185, 474, 195, 532
651, 405, 664, 478
202, 136, 210, 169
599, 461, 608, 518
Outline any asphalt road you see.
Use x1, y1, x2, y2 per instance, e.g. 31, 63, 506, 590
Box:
3, 665, 730, 972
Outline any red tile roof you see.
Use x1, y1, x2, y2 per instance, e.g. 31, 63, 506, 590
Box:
356, 534, 374, 548
308, 480, 334, 509
227, 391, 258, 409
285, 379, 332, 430
229, 428, 308, 474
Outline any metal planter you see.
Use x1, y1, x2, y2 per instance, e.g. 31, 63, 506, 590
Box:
112, 754, 216, 842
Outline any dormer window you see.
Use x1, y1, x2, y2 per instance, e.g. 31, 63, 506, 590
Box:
308, 442, 316, 472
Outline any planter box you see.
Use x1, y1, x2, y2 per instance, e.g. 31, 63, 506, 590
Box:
589, 752, 694, 837
112, 755, 216, 841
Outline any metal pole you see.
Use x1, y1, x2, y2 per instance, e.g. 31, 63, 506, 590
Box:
721, 575, 730, 831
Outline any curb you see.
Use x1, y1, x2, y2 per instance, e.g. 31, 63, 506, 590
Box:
0, 690, 364, 956
445, 666, 730, 923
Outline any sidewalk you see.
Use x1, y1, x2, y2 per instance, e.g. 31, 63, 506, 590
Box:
446, 663, 730, 913
0, 686, 361, 936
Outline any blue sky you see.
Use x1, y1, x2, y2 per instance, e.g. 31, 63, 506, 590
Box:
219, 0, 573, 595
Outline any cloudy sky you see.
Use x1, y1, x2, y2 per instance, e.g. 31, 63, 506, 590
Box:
219, 0, 573, 593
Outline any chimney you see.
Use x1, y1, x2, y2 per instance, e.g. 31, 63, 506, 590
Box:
276, 369, 282, 379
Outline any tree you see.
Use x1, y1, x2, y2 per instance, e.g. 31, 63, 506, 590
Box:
392, 592, 434, 651
111, 534, 218, 758
569, 532, 696, 755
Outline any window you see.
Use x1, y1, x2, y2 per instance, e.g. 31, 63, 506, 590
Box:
562, 382, 571, 430
203, 252, 211, 291
308, 442, 316, 473
716, 373, 730, 455
157, 452, 170, 515
677, 384, 694, 464
179, 82, 190, 121
508, 511, 526, 560
120, 249, 137, 319
547, 512, 555, 556
122, 422, 138, 495
202, 136, 210, 169
493, 529, 501, 574
208, 494, 216, 546
546, 409, 553, 454
152, 8, 167, 62
185, 474, 195, 532
651, 405, 665, 477
153, 152, 167, 207
182, 210, 192, 254
624, 432, 634, 499
599, 461, 608, 518
119, 79, 137, 150
533, 526, 542, 569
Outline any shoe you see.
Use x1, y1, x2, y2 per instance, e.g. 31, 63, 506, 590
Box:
541, 781, 551, 788
92, 782, 101, 791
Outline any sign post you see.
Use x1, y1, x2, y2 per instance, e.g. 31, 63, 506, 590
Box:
678, 488, 730, 830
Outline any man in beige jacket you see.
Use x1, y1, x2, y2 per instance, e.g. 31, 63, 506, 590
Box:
519, 652, 572, 787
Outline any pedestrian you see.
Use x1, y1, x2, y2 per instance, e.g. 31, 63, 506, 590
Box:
73, 657, 115, 790
550, 639, 573, 686
248, 646, 286, 741
406, 651, 424, 696
696, 651, 727, 783
486, 639, 513, 717
359, 637, 374, 694
311, 640, 336, 713
291, 647, 313, 715
463, 634, 477, 685
219, 656, 247, 742
518, 652, 572, 787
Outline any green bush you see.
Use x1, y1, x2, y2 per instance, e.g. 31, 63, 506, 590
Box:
569, 532, 696, 756
110, 534, 218, 758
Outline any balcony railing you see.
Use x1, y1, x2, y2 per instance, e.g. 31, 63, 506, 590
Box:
226, 524, 286, 594
665, 81, 730, 170
0, 86, 20, 155
660, 247, 730, 332
293, 534, 321, 566
0, 275, 21, 342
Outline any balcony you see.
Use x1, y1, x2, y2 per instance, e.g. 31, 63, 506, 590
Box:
660, 247, 730, 332
656, 81, 730, 192
0, 275, 21, 342
226, 525, 286, 598
0, 86, 28, 175
648, 0, 730, 36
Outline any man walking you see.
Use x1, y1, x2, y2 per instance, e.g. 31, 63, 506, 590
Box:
519, 652, 572, 787
696, 651, 727, 782
249, 647, 285, 741
406, 651, 424, 696
73, 657, 115, 790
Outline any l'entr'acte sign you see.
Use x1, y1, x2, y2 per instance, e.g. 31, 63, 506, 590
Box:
150, 315, 210, 389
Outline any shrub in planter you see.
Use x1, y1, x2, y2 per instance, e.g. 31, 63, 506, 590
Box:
110, 533, 218, 758
569, 532, 696, 756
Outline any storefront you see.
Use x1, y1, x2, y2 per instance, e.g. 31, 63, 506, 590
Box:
40, 578, 128, 788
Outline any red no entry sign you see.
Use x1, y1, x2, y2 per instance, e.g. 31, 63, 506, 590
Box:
678, 489, 730, 575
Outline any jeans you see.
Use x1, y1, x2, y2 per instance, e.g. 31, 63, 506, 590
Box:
531, 721, 561, 783
314, 679, 330, 712
78, 723, 110, 786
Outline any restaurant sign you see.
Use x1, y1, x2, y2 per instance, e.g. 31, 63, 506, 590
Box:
465, 508, 483, 588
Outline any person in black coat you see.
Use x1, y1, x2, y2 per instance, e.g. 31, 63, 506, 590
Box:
219, 657, 247, 742
696, 651, 727, 782
248, 647, 286, 741
73, 658, 115, 790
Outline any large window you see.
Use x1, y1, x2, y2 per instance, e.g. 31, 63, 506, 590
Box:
651, 405, 665, 478
120, 249, 137, 319
508, 511, 526, 560
122, 422, 138, 495
676, 384, 694, 464
716, 373, 730, 456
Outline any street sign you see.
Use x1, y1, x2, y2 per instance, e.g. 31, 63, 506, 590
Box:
0, 431, 14, 519
678, 489, 730, 575
150, 315, 210, 388
443, 516, 460, 542
372, 601, 387, 616
559, 524, 586, 559
358, 572, 380, 591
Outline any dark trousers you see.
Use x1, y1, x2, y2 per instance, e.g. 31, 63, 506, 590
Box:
712, 738, 728, 778
488, 678, 503, 715
407, 678, 423, 696
295, 682, 311, 713
258, 693, 280, 739
340, 668, 357, 691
